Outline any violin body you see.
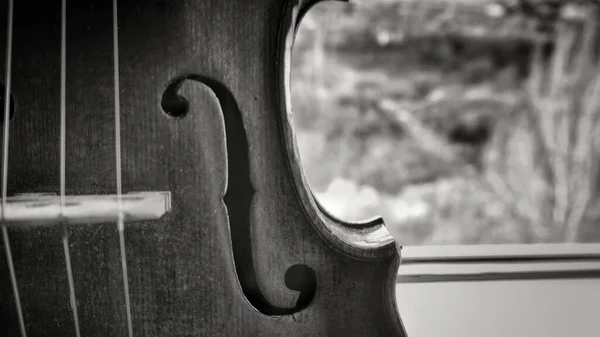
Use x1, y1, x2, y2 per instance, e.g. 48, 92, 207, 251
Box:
0, 1, 406, 336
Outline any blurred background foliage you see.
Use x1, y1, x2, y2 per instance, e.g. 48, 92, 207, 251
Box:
290, 0, 600, 245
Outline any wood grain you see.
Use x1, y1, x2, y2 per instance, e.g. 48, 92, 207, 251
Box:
0, 1, 406, 336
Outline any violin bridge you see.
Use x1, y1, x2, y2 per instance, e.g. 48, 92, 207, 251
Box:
0, 191, 171, 228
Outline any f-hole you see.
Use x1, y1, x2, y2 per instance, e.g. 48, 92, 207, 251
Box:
0, 83, 16, 122
161, 75, 317, 316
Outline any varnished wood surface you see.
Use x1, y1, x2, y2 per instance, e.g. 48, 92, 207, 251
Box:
0, 1, 406, 336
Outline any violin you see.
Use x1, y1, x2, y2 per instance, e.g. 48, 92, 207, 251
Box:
0, 0, 407, 336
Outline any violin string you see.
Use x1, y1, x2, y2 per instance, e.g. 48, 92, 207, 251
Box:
112, 0, 134, 335
59, 0, 81, 335
1, 0, 26, 335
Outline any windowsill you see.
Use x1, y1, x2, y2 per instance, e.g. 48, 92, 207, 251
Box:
396, 244, 600, 337
398, 243, 600, 282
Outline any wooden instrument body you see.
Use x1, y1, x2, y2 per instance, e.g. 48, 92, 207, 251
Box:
0, 1, 406, 336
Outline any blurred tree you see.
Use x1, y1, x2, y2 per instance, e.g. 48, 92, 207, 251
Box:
488, 14, 600, 242
292, 0, 600, 244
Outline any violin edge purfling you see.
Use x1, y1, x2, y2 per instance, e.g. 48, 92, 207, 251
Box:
276, 1, 407, 334
280, 0, 402, 260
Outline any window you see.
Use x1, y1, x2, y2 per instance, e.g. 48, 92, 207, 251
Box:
292, 1, 600, 336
